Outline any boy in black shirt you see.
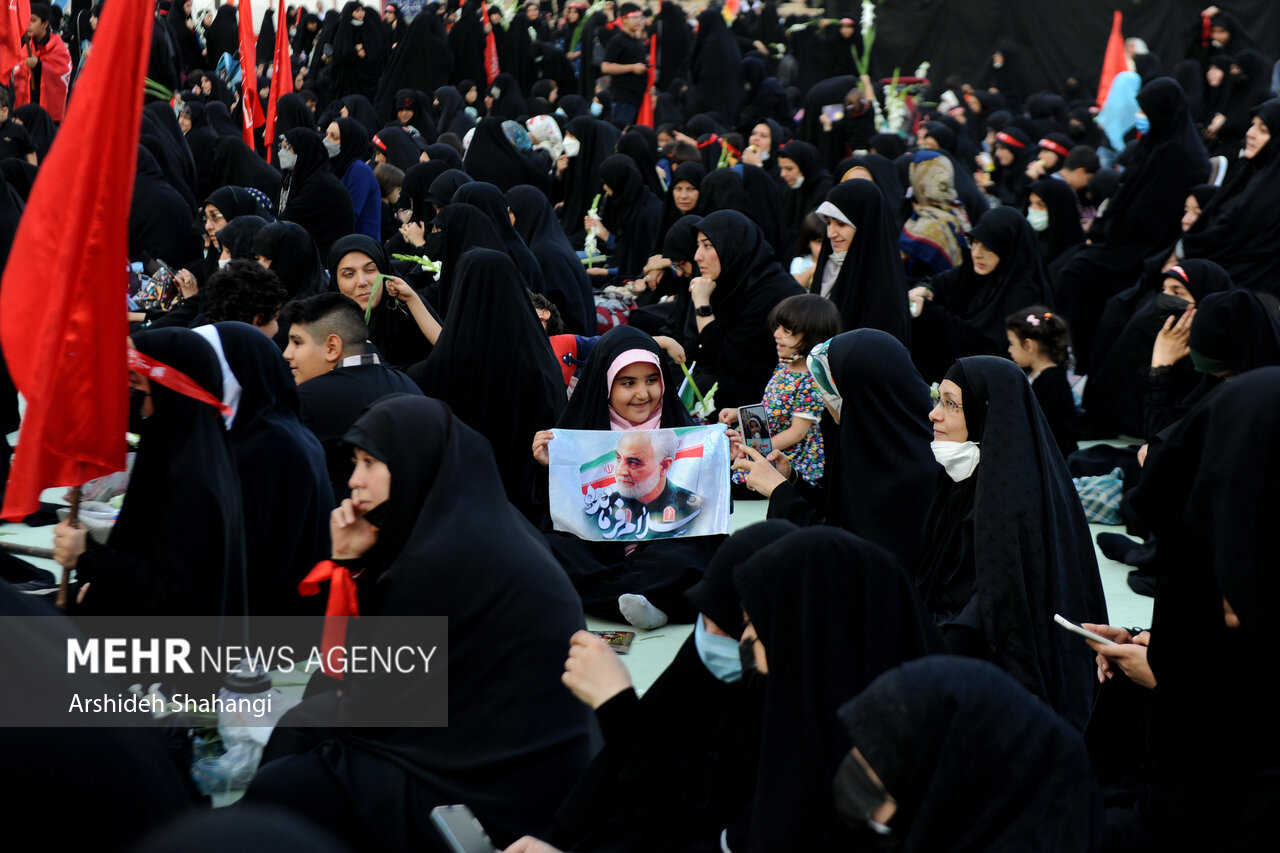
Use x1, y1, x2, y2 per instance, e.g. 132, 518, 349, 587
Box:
600, 3, 648, 126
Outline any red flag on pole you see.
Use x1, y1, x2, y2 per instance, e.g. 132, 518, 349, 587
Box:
1096, 10, 1127, 108
480, 0, 500, 85
238, 0, 265, 148
636, 34, 656, 128
262, 0, 292, 163
0, 0, 154, 521
0, 0, 31, 89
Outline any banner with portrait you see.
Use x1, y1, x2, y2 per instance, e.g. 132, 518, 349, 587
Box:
548, 425, 731, 542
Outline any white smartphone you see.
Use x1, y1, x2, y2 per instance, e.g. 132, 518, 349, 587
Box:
430, 805, 497, 853
1053, 614, 1117, 645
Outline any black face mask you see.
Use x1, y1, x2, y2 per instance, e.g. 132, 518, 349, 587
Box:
833, 751, 896, 847
128, 387, 151, 436
424, 228, 446, 259
1154, 292, 1192, 319
738, 636, 765, 685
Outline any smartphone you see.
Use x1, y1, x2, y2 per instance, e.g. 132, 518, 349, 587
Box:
1053, 614, 1117, 646
430, 805, 497, 853
737, 404, 773, 456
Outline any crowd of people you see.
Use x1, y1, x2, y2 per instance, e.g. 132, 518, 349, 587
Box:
0, 0, 1278, 850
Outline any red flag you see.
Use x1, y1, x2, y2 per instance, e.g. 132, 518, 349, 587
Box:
238, 0, 265, 148
0, 0, 153, 521
480, 0, 499, 85
0, 0, 31, 87
262, 0, 292, 163
1096, 10, 1127, 108
636, 34, 656, 128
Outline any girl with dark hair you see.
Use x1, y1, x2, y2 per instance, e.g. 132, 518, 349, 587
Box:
722, 294, 841, 488
1006, 306, 1080, 458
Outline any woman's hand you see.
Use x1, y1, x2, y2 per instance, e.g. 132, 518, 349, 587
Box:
586, 266, 611, 278
1085, 625, 1156, 689
562, 629, 633, 709
732, 444, 789, 498
532, 430, 554, 466
719, 407, 740, 425
556, 154, 569, 178
1152, 308, 1195, 368
643, 254, 671, 290
382, 275, 420, 305
52, 521, 88, 570
330, 498, 379, 561
689, 276, 716, 306
584, 216, 609, 243
399, 220, 426, 248
765, 448, 793, 480
908, 286, 931, 318
176, 268, 199, 300
741, 145, 763, 166
973, 169, 994, 189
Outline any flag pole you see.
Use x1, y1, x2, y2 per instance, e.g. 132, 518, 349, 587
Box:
55, 485, 80, 609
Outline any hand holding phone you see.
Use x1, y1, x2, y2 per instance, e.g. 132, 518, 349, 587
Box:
431, 805, 497, 853
737, 404, 773, 456
1053, 614, 1117, 645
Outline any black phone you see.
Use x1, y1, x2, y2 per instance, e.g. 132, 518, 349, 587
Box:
430, 805, 498, 853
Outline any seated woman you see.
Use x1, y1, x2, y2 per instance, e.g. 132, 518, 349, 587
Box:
413, 249, 566, 522
545, 522, 795, 853
898, 150, 969, 280
811, 179, 910, 343
244, 396, 592, 850
916, 355, 1107, 730
327, 234, 441, 369
733, 527, 945, 852
736, 328, 936, 573
659, 210, 804, 412
52, 328, 246, 616
584, 154, 663, 285
908, 206, 1051, 382
532, 326, 719, 629
836, 657, 1103, 851
1086, 368, 1280, 850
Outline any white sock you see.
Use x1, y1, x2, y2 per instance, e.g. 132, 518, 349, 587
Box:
618, 593, 669, 630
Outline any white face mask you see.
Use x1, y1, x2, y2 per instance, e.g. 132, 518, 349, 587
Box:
351, 18, 364, 26
217, 257, 231, 269
791, 174, 805, 190
1027, 208, 1049, 232
931, 440, 981, 482
278, 147, 297, 170
323, 137, 342, 158
562, 135, 581, 158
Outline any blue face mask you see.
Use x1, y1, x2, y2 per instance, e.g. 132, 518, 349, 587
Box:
1134, 114, 1150, 135
694, 614, 743, 683
590, 101, 604, 117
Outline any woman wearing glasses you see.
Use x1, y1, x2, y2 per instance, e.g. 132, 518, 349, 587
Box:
917, 355, 1108, 731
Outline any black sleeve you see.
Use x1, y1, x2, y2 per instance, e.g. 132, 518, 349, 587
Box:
765, 478, 826, 526
1141, 365, 1180, 438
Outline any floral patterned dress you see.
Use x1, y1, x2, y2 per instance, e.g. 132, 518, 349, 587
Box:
732, 362, 826, 486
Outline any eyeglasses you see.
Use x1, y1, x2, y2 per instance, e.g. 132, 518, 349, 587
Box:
929, 385, 964, 414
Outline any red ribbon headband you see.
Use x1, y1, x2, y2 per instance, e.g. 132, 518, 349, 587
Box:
995, 131, 1026, 150
1038, 138, 1070, 158
127, 349, 234, 416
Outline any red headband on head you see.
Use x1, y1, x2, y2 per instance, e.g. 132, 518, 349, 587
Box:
1165, 265, 1191, 286
1038, 138, 1070, 158
995, 131, 1026, 150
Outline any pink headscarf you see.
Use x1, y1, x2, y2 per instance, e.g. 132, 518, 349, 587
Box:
606, 349, 664, 432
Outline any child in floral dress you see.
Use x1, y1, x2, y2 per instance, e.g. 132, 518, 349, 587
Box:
722, 294, 842, 485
